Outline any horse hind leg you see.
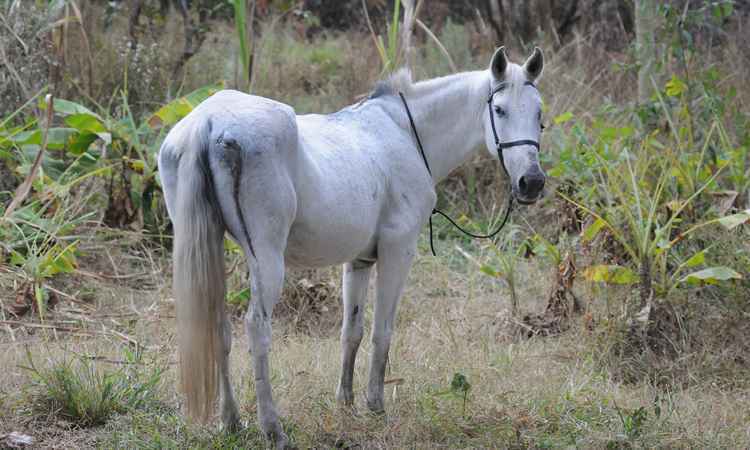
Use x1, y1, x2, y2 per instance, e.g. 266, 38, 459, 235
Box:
234, 156, 295, 447
210, 114, 296, 447
219, 313, 241, 431
245, 245, 288, 447
231, 202, 292, 446
336, 260, 374, 406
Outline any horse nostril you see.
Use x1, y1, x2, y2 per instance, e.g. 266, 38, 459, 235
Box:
519, 176, 528, 193
519, 174, 545, 197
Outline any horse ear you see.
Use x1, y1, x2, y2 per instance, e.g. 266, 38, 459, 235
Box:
523, 47, 544, 81
490, 46, 509, 80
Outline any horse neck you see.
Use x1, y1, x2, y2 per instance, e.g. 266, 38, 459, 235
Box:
399, 71, 490, 182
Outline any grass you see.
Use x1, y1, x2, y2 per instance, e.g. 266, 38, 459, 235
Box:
22, 346, 164, 427
1, 239, 749, 448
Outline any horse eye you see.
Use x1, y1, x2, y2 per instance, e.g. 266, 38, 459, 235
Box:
494, 106, 506, 117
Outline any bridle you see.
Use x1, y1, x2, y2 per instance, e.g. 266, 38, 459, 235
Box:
398, 80, 542, 256
487, 80, 542, 176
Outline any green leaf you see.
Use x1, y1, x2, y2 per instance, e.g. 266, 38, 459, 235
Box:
12, 127, 78, 150
67, 132, 100, 155
582, 218, 607, 242
225, 238, 242, 253
683, 250, 706, 268
583, 265, 638, 284
547, 165, 564, 178
233, 0, 250, 85
665, 75, 687, 97
35, 284, 46, 321
10, 250, 25, 266
227, 287, 250, 306
65, 113, 106, 134
450, 372, 471, 394
129, 159, 145, 172
39, 243, 78, 278
717, 209, 750, 230
680, 266, 742, 285
480, 265, 502, 278
148, 83, 225, 129
553, 112, 573, 125
44, 98, 101, 119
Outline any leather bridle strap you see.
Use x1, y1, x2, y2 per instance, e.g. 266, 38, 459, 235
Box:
487, 80, 540, 175
398, 90, 515, 257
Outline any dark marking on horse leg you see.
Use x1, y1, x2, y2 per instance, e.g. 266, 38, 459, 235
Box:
232, 160, 255, 258
220, 132, 256, 258
352, 257, 376, 270
352, 305, 359, 318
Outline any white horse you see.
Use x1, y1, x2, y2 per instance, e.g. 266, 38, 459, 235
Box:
158, 46, 546, 447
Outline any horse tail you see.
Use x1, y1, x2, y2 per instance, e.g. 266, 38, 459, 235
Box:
170, 123, 225, 423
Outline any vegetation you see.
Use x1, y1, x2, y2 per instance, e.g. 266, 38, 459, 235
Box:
1, 0, 748, 448
22, 347, 165, 427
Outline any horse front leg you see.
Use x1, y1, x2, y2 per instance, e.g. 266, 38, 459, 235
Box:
367, 237, 417, 413
336, 260, 374, 406
245, 248, 288, 448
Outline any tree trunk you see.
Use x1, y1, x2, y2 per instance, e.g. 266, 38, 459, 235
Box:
634, 0, 658, 103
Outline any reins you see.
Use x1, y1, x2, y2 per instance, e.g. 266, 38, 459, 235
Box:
398, 80, 540, 256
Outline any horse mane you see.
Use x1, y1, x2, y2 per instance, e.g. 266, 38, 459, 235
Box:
369, 68, 414, 99
368, 63, 528, 102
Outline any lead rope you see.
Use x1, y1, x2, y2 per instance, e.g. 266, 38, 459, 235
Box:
398, 92, 514, 256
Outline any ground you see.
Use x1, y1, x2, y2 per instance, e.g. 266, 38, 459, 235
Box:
1, 231, 749, 449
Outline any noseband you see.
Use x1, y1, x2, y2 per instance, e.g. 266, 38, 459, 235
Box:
487, 80, 541, 176
398, 81, 542, 256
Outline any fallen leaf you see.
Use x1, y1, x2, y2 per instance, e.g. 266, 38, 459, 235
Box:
5, 283, 33, 317
709, 190, 739, 215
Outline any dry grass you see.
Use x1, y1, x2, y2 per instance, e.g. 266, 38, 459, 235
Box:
1, 233, 749, 449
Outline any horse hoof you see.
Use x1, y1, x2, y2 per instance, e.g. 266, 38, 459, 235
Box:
270, 431, 291, 450
262, 420, 290, 449
336, 388, 355, 408
366, 396, 385, 414
222, 417, 243, 434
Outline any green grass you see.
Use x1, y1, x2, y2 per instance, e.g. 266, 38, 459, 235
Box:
103, 410, 282, 449
22, 347, 164, 427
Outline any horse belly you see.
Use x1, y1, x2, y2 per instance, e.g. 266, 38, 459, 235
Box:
284, 202, 379, 268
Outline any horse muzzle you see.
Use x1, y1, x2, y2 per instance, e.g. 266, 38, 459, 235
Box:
514, 170, 546, 205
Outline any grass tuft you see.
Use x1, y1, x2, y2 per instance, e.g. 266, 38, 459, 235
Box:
22, 347, 164, 428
